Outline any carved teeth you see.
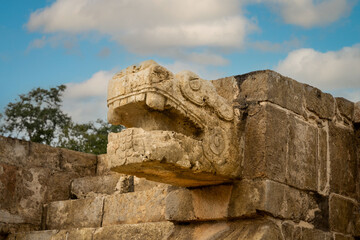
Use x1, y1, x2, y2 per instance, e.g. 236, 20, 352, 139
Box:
145, 92, 166, 111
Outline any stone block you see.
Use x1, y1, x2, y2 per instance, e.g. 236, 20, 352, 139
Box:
236, 70, 305, 115
55, 228, 95, 240
96, 154, 110, 175
305, 85, 335, 119
93, 222, 175, 240
102, 186, 170, 226
243, 103, 287, 183
333, 233, 355, 240
281, 221, 332, 240
134, 176, 170, 192
353, 101, 360, 123
329, 123, 357, 198
169, 219, 283, 240
336, 97, 354, 120
12, 230, 57, 240
59, 148, 97, 176
71, 174, 133, 199
287, 116, 317, 191
317, 127, 329, 194
45, 171, 80, 202
45, 196, 104, 229
166, 180, 322, 224
0, 137, 60, 170
329, 194, 358, 235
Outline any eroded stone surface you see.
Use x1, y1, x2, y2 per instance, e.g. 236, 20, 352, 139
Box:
107, 60, 240, 186
45, 196, 104, 230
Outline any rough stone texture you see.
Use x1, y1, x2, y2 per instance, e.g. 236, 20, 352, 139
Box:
353, 101, 360, 123
329, 193, 358, 235
96, 154, 110, 175
235, 70, 305, 115
45, 196, 104, 230
336, 97, 354, 120
281, 221, 333, 240
94, 222, 175, 240
134, 176, 170, 192
333, 233, 355, 240
102, 186, 171, 226
243, 103, 320, 191
329, 123, 357, 198
166, 180, 324, 225
71, 174, 133, 199
304, 85, 335, 119
0, 136, 98, 236
9, 230, 58, 240
107, 60, 240, 186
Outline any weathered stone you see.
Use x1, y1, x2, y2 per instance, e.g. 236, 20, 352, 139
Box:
102, 186, 170, 226
96, 154, 110, 175
45, 196, 104, 229
59, 148, 97, 176
305, 85, 335, 119
287, 116, 317, 191
12, 230, 57, 240
93, 222, 175, 240
0, 137, 60, 170
169, 219, 283, 240
329, 123, 357, 198
329, 193, 358, 235
333, 233, 355, 240
235, 70, 305, 115
243, 103, 287, 183
281, 221, 332, 240
353, 101, 360, 123
166, 180, 322, 224
45, 171, 80, 202
336, 97, 354, 120
54, 228, 95, 240
71, 174, 133, 199
109, 128, 232, 187
107, 60, 240, 187
318, 127, 329, 194
134, 176, 170, 192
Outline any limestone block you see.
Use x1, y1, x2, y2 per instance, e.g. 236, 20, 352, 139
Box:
169, 219, 283, 240
353, 101, 360, 123
102, 186, 170, 226
134, 176, 170, 192
12, 230, 57, 240
166, 180, 323, 224
317, 127, 329, 194
235, 70, 305, 115
96, 154, 110, 175
45, 196, 104, 229
336, 97, 354, 120
55, 228, 95, 240
45, 171, 80, 202
333, 233, 355, 240
0, 136, 60, 170
59, 148, 97, 176
329, 123, 357, 198
71, 174, 133, 199
281, 221, 332, 240
93, 222, 175, 240
304, 85, 335, 119
329, 193, 358, 235
243, 103, 319, 191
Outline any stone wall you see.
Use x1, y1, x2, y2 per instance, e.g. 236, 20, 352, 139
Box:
0, 137, 97, 237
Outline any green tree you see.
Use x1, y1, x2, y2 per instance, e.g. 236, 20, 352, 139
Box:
0, 85, 123, 154
0, 85, 71, 145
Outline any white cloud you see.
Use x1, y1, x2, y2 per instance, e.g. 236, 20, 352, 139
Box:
26, 0, 257, 65
275, 44, 360, 101
62, 70, 114, 122
249, 0, 355, 27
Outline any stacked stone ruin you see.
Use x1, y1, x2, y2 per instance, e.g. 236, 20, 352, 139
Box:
1, 60, 359, 239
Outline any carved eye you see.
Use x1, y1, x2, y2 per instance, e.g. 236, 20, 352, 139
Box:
189, 77, 201, 91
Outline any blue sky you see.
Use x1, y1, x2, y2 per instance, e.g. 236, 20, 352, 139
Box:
1, 0, 360, 122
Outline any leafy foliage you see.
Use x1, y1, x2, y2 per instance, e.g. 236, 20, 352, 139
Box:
0, 85, 123, 154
